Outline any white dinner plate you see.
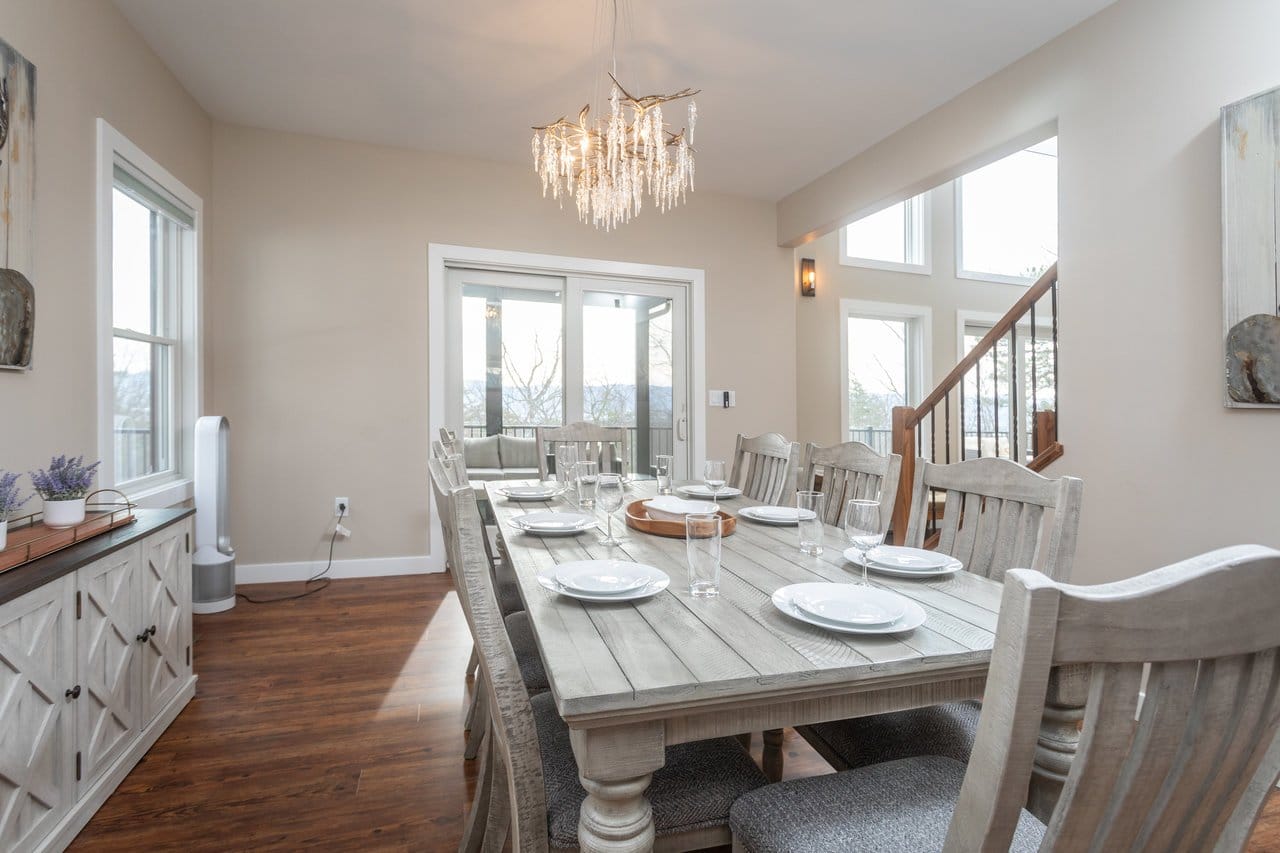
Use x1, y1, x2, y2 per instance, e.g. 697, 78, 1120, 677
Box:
737, 506, 818, 526
509, 511, 597, 536
677, 484, 743, 499
555, 561, 653, 595
537, 562, 670, 602
497, 484, 566, 501
866, 545, 954, 571
788, 582, 907, 626
772, 584, 927, 634
643, 496, 720, 522
844, 548, 963, 578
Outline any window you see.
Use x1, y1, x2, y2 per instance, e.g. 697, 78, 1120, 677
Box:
957, 137, 1058, 284
839, 193, 930, 274
97, 120, 201, 505
840, 300, 930, 454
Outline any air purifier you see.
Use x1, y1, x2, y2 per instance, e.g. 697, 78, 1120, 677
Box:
192, 415, 236, 613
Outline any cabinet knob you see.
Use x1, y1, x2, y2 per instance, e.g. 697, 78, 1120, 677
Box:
136, 630, 150, 643
65, 685, 81, 700
147, 625, 157, 637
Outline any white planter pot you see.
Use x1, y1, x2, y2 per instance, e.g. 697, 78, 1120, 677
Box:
0, 519, 6, 550
43, 498, 87, 528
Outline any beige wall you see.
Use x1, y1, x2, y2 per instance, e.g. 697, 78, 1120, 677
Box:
781, 0, 1280, 582
0, 1, 212, 481
209, 123, 793, 567
795, 181, 1026, 447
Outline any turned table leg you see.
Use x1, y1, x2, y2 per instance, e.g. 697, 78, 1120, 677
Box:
1028, 664, 1088, 822
571, 722, 666, 853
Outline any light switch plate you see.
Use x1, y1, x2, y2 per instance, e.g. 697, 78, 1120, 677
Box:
707, 390, 736, 408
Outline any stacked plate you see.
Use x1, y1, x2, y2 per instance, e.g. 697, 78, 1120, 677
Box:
772, 582, 926, 634
843, 545, 963, 578
537, 560, 670, 602
508, 511, 597, 537
737, 506, 817, 526
496, 483, 566, 501
676, 484, 743, 500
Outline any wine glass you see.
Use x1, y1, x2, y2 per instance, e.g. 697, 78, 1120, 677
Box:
703, 459, 726, 500
596, 474, 624, 546
556, 444, 580, 489
843, 499, 884, 585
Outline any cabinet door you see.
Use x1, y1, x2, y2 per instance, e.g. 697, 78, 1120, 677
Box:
140, 524, 189, 724
0, 576, 75, 853
75, 544, 141, 793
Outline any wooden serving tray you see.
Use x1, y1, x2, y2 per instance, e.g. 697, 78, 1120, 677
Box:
623, 500, 736, 539
0, 495, 137, 575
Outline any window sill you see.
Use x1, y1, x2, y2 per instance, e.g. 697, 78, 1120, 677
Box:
122, 477, 193, 509
956, 269, 1035, 286
839, 256, 933, 276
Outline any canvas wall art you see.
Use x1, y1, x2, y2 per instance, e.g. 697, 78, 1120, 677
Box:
1222, 85, 1280, 406
0, 36, 35, 371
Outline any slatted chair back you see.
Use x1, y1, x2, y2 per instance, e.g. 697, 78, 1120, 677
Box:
799, 441, 902, 529
430, 439, 467, 485
729, 432, 801, 506
439, 426, 459, 455
903, 456, 1082, 582
945, 545, 1280, 853
535, 422, 629, 480
428, 458, 549, 851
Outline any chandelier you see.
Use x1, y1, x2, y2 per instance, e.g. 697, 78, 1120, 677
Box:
531, 4, 699, 230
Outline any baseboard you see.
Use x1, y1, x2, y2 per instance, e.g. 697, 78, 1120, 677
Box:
236, 553, 445, 584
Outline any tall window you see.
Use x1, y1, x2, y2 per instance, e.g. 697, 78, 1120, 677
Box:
958, 137, 1058, 284
839, 193, 930, 274
841, 301, 930, 454
99, 120, 201, 502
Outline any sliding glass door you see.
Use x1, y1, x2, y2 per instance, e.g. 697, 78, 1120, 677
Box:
447, 268, 689, 477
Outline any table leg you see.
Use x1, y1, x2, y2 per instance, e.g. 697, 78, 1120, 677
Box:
571, 722, 666, 853
1028, 664, 1088, 822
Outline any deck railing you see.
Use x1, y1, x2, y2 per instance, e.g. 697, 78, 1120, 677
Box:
461, 424, 675, 474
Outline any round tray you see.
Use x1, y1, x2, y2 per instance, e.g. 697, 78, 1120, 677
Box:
623, 500, 736, 539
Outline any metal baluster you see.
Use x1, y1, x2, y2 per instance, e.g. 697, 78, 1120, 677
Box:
1010, 326, 1019, 463
1052, 278, 1059, 441
944, 394, 951, 464
991, 346, 999, 459
960, 369, 967, 460
1031, 300, 1038, 454
975, 362, 982, 458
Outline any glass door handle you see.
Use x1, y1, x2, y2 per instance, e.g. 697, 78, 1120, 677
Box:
677, 417, 687, 441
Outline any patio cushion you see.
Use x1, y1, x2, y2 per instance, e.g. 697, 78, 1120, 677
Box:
531, 691, 768, 848
463, 434, 501, 468
801, 700, 980, 769
499, 435, 539, 469
729, 755, 1045, 853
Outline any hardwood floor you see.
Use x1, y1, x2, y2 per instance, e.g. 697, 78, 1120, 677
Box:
71, 574, 1280, 851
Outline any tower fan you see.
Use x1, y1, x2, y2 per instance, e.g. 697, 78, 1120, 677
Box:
192, 415, 236, 613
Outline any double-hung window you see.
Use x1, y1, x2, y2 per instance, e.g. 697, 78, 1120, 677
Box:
839, 192, 931, 274
98, 120, 201, 504
840, 300, 931, 454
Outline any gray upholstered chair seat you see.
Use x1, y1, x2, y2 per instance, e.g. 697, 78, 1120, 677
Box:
729, 755, 1045, 853
531, 692, 768, 849
504, 611, 549, 691
495, 571, 523, 617
801, 700, 979, 770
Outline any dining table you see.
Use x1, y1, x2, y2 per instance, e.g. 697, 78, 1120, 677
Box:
485, 478, 1080, 853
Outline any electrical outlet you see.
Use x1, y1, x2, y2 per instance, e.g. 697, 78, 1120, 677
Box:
334, 497, 349, 518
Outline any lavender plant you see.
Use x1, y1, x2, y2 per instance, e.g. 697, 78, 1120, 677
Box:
0, 470, 30, 520
30, 455, 101, 501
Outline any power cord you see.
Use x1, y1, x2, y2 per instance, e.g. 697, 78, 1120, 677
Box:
236, 506, 345, 604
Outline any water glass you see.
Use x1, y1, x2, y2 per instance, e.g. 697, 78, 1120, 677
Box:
556, 445, 580, 488
703, 459, 726, 499
843, 499, 884, 585
685, 512, 722, 597
575, 460, 599, 508
654, 454, 674, 495
797, 490, 826, 556
596, 473, 624, 546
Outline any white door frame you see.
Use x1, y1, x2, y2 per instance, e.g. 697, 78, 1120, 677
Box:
428, 244, 707, 564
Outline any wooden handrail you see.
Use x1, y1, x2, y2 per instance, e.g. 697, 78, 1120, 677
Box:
906, 263, 1058, 428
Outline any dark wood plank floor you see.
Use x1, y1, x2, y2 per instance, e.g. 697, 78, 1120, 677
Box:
71, 574, 1280, 852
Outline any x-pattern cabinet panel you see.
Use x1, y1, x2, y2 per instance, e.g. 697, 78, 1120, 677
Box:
139, 527, 189, 725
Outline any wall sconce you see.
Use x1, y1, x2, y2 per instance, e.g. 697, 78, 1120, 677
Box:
800, 258, 816, 297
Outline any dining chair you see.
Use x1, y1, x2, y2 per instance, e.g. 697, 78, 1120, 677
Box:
796, 456, 1083, 775
731, 544, 1280, 852
429, 458, 547, 765
798, 440, 902, 528
728, 432, 801, 506
440, 474, 770, 853
535, 422, 630, 480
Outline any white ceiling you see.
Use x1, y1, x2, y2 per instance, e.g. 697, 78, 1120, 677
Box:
113, 0, 1114, 201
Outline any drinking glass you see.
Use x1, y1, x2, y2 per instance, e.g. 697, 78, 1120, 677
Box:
596, 474, 624, 546
843, 499, 884, 585
575, 460, 599, 509
703, 459, 726, 499
797, 490, 826, 556
654, 454, 674, 495
556, 445, 580, 489
685, 512, 722, 597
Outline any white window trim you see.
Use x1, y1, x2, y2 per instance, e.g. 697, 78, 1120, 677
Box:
838, 193, 933, 276
96, 119, 202, 508
838, 299, 932, 442
954, 162, 1052, 287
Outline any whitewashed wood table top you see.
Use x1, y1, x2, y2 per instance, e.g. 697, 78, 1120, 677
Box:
486, 480, 1002, 724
